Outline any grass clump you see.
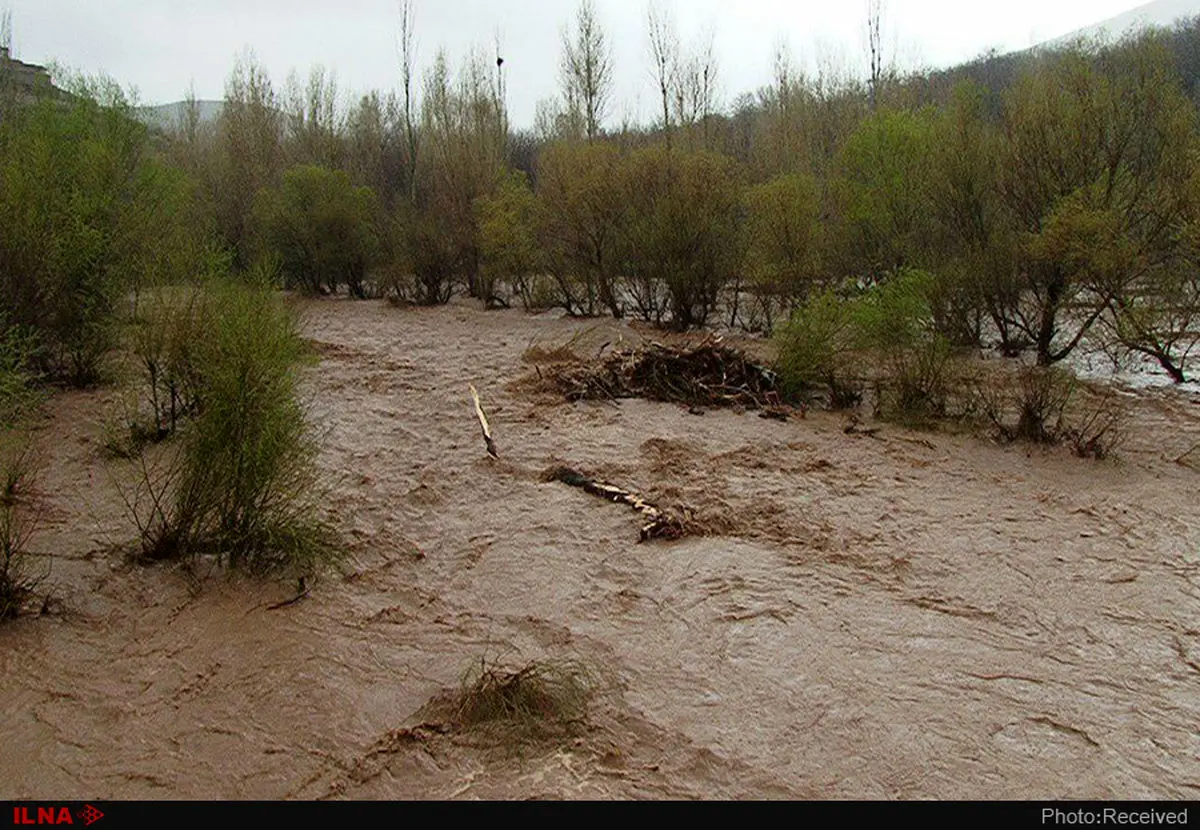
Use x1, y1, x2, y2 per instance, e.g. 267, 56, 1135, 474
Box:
124, 278, 335, 575
431, 657, 598, 748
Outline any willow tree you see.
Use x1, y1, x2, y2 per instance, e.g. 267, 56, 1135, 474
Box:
536, 140, 628, 317
998, 36, 1200, 366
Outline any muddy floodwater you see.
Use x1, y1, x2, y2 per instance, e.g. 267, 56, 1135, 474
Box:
2, 297, 1199, 799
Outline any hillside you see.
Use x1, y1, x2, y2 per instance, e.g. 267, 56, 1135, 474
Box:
1048, 0, 1200, 46
135, 99, 224, 131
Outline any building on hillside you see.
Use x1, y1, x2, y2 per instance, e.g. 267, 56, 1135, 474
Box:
0, 46, 54, 98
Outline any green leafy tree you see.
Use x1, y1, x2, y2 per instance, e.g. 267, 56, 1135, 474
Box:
621, 147, 742, 330
832, 108, 934, 282
476, 169, 542, 308
924, 84, 1016, 349
997, 37, 1199, 366
742, 172, 824, 330
0, 77, 209, 385
536, 140, 627, 316
253, 164, 381, 297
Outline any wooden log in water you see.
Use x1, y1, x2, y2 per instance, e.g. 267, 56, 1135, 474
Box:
470, 385, 498, 460
542, 466, 685, 541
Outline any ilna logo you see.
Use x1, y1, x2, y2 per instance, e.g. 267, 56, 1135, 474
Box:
12, 806, 104, 826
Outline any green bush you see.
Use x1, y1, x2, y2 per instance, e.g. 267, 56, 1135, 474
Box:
774, 289, 859, 407
0, 80, 212, 386
851, 270, 956, 421
776, 270, 959, 419
127, 279, 334, 574
253, 164, 381, 297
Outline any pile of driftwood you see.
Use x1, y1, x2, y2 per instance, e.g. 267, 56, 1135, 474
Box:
541, 335, 782, 411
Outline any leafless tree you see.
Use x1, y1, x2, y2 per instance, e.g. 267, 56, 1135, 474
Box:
693, 27, 719, 148
561, 0, 613, 143
866, 0, 885, 110
399, 0, 420, 203
1, 8, 15, 125
494, 31, 508, 153
0, 8, 11, 56
179, 81, 201, 145
674, 27, 718, 150
647, 1, 679, 150
282, 65, 341, 167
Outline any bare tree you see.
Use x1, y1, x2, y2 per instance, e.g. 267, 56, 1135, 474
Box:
399, 0, 420, 203
866, 0, 885, 110
647, 1, 679, 150
281, 65, 341, 168
494, 31, 508, 154
561, 0, 613, 143
181, 81, 200, 139
0, 8, 11, 56
676, 26, 719, 150
0, 8, 14, 125
219, 49, 284, 265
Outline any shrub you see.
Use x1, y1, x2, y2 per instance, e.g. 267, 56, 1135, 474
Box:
0, 323, 44, 620
420, 657, 598, 748
253, 164, 381, 297
852, 270, 956, 422
774, 289, 860, 407
125, 279, 334, 574
976, 366, 1125, 458
112, 284, 213, 455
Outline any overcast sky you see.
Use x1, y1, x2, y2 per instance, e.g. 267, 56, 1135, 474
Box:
3, 1, 1156, 127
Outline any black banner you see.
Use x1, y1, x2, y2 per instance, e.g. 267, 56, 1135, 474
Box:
1, 801, 1195, 825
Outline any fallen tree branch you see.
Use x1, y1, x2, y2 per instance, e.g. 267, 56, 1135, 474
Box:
470, 385, 498, 459
542, 466, 685, 541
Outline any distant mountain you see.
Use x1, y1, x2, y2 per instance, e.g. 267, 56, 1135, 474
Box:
135, 100, 224, 131
1046, 0, 1200, 47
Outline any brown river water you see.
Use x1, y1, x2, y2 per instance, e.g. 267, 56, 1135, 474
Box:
2, 296, 1198, 799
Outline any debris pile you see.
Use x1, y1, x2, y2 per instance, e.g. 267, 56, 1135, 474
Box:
540, 335, 781, 411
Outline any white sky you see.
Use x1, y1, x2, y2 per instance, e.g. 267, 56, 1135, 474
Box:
4, 1, 1153, 127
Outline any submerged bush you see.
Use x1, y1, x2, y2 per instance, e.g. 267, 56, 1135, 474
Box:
126, 279, 334, 574
416, 657, 598, 750
852, 270, 957, 422
976, 366, 1127, 458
